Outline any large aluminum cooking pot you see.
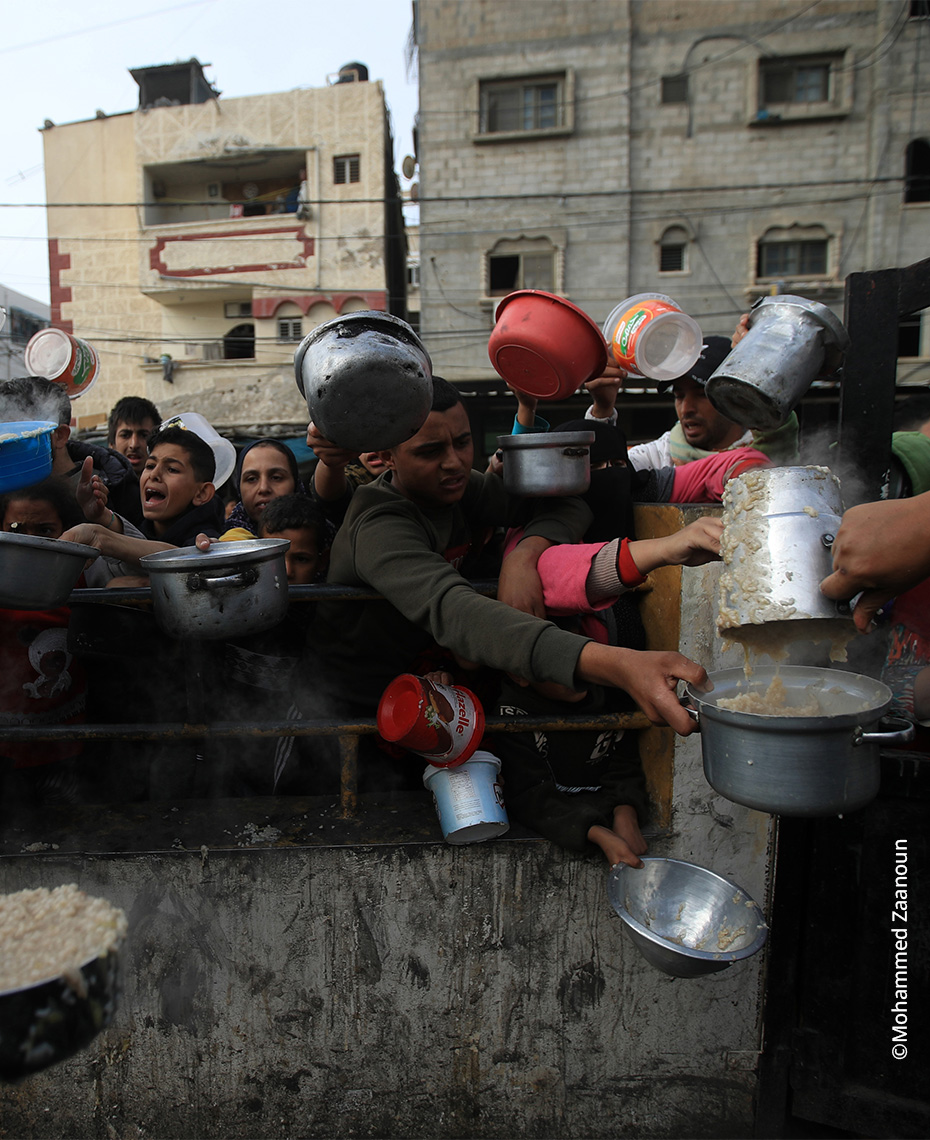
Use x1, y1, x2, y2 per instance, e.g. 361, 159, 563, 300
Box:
705, 294, 849, 430
294, 311, 432, 451
0, 531, 99, 610
684, 666, 916, 817
140, 539, 290, 640
718, 466, 853, 638
496, 430, 594, 497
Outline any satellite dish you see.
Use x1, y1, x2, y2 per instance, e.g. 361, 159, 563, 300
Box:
401, 154, 416, 180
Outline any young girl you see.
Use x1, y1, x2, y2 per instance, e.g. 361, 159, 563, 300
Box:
0, 478, 89, 809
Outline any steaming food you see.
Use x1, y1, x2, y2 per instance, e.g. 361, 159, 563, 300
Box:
0, 885, 126, 992
716, 674, 822, 717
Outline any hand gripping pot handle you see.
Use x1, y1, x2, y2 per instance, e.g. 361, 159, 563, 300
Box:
186, 567, 260, 592
852, 716, 916, 749
679, 695, 701, 727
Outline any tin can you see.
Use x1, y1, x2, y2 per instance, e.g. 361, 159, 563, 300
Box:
24, 328, 100, 399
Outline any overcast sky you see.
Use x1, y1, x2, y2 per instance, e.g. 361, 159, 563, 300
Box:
0, 0, 419, 308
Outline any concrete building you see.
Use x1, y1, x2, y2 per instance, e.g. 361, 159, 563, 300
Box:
0, 285, 49, 382
41, 58, 407, 429
413, 0, 930, 432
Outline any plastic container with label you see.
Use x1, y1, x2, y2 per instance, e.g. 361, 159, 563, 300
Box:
603, 293, 703, 383
423, 752, 509, 844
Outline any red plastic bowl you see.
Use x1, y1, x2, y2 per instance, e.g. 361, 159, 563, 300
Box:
488, 290, 608, 401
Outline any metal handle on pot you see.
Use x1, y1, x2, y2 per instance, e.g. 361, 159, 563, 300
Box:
561, 448, 589, 458
186, 568, 260, 592
679, 695, 700, 727
852, 716, 916, 748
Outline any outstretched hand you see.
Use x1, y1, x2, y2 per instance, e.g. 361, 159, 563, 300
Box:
629, 516, 723, 575
821, 494, 930, 631
75, 455, 110, 524
306, 422, 360, 470
577, 642, 708, 736
584, 364, 627, 417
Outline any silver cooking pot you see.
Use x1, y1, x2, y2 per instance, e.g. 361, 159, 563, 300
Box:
705, 294, 849, 430
497, 430, 594, 497
294, 311, 432, 451
684, 666, 916, 817
140, 539, 290, 640
718, 466, 852, 633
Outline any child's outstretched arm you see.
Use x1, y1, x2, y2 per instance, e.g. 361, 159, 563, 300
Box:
588, 805, 648, 868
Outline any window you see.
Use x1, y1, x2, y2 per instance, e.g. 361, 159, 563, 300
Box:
905, 140, 930, 203
661, 75, 688, 105
277, 318, 303, 342
478, 73, 570, 137
754, 53, 849, 123
757, 238, 828, 278
910, 1, 930, 18
485, 235, 562, 298
761, 58, 831, 105
223, 323, 255, 360
7, 307, 48, 345
407, 263, 421, 288
224, 301, 252, 319
488, 251, 554, 295
659, 226, 689, 273
333, 154, 360, 184
899, 314, 923, 358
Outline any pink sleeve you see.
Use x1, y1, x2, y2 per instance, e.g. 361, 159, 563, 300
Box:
671, 447, 771, 503
536, 542, 615, 615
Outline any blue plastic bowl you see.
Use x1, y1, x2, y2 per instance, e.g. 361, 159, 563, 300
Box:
0, 421, 57, 494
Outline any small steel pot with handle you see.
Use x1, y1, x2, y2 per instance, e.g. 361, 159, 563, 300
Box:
497, 430, 594, 497
140, 539, 290, 640
684, 665, 916, 817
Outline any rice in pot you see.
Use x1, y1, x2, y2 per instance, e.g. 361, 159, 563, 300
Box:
0, 884, 127, 993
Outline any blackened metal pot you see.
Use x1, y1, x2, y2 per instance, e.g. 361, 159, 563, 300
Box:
294, 311, 432, 451
685, 666, 916, 817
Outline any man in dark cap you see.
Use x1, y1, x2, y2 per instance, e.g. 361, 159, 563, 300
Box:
585, 333, 799, 471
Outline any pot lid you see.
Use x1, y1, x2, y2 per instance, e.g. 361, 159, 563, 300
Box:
497, 430, 595, 451
139, 537, 290, 573
0, 530, 99, 560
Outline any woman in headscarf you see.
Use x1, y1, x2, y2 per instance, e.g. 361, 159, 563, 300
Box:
220, 439, 304, 541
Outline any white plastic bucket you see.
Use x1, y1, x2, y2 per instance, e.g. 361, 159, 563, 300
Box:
158, 411, 237, 490
422, 751, 509, 844
602, 293, 703, 383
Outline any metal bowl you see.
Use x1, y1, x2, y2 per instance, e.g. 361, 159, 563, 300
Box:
0, 945, 122, 1082
608, 858, 768, 978
0, 531, 99, 610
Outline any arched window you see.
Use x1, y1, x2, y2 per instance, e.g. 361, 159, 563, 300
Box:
659, 226, 690, 273
223, 323, 255, 360
904, 140, 930, 204
486, 236, 557, 296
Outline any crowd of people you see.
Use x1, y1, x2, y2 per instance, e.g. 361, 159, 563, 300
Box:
1, 316, 926, 868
